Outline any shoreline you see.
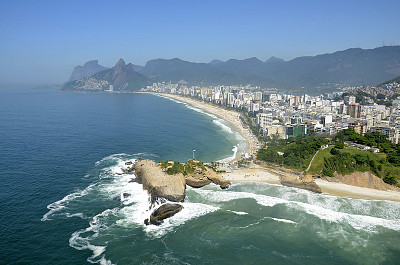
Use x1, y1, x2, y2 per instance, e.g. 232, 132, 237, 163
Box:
141, 92, 400, 202
223, 166, 400, 202
144, 92, 260, 163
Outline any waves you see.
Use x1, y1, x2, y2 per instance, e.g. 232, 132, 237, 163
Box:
192, 187, 400, 232
42, 153, 221, 263
217, 145, 239, 163
156, 94, 246, 162
42, 152, 400, 264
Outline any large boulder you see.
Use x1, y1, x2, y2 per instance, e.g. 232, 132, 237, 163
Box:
145, 203, 183, 225
133, 159, 186, 202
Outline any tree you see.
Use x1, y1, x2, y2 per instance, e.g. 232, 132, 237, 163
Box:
335, 142, 344, 149
330, 147, 340, 155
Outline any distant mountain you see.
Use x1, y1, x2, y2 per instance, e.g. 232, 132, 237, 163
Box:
138, 58, 276, 86
133, 64, 144, 72
209, 59, 224, 65
62, 59, 150, 91
265, 56, 285, 63
137, 46, 400, 91
379, 75, 400, 86
68, 60, 108, 82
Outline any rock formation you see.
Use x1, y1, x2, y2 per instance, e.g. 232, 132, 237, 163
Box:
133, 159, 186, 203
129, 159, 231, 225
280, 174, 322, 193
185, 174, 212, 188
203, 168, 231, 189
145, 203, 183, 225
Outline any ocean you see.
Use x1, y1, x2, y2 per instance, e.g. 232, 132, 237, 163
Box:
1, 88, 400, 265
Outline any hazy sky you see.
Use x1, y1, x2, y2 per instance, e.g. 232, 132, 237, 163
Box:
1, 0, 400, 84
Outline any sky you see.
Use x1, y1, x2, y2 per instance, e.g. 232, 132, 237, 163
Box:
1, 0, 400, 84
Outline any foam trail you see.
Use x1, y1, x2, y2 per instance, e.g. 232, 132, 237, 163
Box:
193, 188, 400, 232
69, 208, 117, 265
217, 145, 239, 163
227, 210, 248, 215
268, 217, 297, 224
41, 183, 95, 221
213, 119, 233, 134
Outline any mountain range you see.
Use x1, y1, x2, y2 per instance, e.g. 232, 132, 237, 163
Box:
62, 46, 400, 92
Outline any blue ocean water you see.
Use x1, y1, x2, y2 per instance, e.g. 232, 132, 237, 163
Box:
1, 88, 400, 265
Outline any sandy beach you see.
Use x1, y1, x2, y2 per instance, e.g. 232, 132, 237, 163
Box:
223, 166, 400, 201
148, 92, 261, 161
146, 92, 400, 202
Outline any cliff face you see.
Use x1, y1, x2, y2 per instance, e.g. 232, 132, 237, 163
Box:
332, 171, 395, 191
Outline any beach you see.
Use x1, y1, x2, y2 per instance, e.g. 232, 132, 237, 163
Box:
147, 92, 261, 161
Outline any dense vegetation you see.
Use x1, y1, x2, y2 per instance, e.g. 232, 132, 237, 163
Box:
335, 128, 400, 166
257, 136, 326, 170
321, 147, 398, 186
159, 160, 209, 175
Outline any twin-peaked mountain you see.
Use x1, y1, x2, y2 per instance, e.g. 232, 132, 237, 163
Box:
63, 59, 149, 91
62, 46, 400, 92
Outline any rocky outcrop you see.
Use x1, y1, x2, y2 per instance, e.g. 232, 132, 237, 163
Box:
184, 168, 230, 189
133, 159, 186, 203
280, 174, 322, 193
145, 203, 183, 225
204, 168, 231, 189
331, 171, 395, 191
185, 174, 211, 188
132, 159, 231, 225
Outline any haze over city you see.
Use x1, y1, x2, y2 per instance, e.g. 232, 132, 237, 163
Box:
1, 0, 400, 84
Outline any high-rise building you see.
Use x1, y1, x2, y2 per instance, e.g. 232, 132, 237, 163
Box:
344, 95, 356, 105
347, 104, 361, 118
295, 96, 299, 106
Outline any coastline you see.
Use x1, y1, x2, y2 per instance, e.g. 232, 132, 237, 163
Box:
144, 92, 260, 162
143, 92, 400, 202
223, 165, 400, 201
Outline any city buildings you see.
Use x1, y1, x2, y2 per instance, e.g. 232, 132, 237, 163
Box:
142, 79, 400, 143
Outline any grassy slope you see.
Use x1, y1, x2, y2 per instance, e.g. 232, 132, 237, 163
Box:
307, 146, 387, 176
307, 146, 334, 175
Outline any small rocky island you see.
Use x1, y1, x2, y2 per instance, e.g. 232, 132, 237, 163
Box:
125, 159, 230, 225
